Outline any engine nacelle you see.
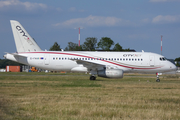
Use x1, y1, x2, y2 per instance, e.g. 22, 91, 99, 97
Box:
97, 69, 123, 78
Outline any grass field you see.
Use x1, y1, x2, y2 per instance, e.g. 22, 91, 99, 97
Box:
0, 72, 180, 120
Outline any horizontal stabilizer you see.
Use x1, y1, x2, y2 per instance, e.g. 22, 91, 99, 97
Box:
4, 52, 27, 58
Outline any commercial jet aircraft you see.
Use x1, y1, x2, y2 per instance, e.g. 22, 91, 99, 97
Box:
3, 20, 177, 82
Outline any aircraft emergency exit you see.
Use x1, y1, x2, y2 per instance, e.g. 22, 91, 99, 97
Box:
4, 20, 177, 82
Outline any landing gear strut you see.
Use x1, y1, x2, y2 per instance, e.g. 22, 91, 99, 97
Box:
90, 75, 96, 80
156, 73, 160, 82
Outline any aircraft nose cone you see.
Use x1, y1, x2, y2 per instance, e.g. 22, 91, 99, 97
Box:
171, 64, 177, 71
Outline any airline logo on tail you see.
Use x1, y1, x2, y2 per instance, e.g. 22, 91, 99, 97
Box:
16, 26, 29, 39
16, 25, 34, 45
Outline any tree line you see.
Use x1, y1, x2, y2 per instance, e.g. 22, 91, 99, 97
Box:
49, 37, 131, 51
49, 37, 180, 67
0, 37, 179, 68
175, 57, 180, 67
0, 59, 23, 68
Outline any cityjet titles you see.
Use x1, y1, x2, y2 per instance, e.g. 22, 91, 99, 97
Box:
123, 54, 142, 57
16, 26, 29, 39
16, 25, 34, 45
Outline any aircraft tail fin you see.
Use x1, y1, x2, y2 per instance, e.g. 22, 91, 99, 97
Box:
10, 20, 42, 52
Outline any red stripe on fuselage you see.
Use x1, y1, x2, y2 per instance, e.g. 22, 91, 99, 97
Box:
18, 52, 162, 70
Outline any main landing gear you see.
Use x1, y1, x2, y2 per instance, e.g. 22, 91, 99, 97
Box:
90, 75, 96, 80
156, 73, 160, 82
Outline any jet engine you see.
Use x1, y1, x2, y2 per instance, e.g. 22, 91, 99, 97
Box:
97, 69, 123, 78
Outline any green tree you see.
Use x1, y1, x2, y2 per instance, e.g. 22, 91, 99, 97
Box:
82, 37, 97, 51
49, 42, 61, 51
65, 42, 83, 51
123, 48, 130, 51
97, 37, 114, 51
175, 57, 180, 67
113, 43, 123, 51
0, 59, 23, 68
175, 57, 180, 61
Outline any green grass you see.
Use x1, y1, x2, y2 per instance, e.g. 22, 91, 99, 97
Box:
0, 72, 180, 120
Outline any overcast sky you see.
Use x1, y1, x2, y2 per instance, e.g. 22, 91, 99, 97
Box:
0, 0, 180, 59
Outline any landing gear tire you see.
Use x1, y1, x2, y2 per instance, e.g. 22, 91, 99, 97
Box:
156, 73, 160, 82
156, 79, 160, 82
90, 76, 96, 80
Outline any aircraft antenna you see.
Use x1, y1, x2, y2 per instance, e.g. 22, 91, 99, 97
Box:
161, 35, 163, 55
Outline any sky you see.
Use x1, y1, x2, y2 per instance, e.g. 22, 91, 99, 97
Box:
0, 0, 180, 59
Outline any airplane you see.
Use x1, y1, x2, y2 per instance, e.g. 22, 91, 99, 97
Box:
3, 20, 177, 82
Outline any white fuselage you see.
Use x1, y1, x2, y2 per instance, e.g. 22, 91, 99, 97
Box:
5, 51, 177, 74
5, 20, 177, 80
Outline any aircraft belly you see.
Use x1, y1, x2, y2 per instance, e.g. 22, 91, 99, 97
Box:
52, 61, 78, 71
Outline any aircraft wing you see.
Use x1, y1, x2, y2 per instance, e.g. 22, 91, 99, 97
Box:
71, 59, 105, 71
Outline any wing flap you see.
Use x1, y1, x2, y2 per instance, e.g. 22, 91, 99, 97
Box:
71, 59, 105, 71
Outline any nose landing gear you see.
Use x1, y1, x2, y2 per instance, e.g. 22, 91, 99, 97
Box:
156, 73, 160, 82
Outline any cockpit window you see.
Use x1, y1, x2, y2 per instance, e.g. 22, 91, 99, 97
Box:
160, 57, 166, 61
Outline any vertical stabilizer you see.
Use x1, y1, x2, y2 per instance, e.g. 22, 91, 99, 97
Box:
10, 20, 42, 52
